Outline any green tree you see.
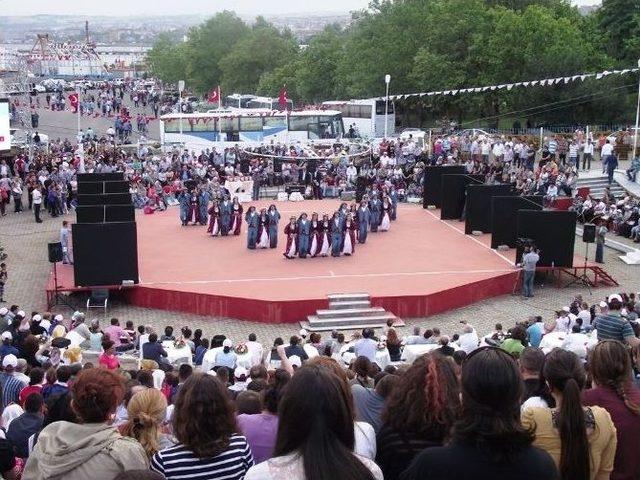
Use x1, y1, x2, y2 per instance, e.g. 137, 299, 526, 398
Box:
146, 34, 188, 85
598, 0, 640, 60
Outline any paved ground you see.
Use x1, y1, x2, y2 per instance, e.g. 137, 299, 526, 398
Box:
0, 198, 637, 345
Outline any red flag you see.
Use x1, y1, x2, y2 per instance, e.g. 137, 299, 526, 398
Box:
278, 86, 288, 109
208, 86, 220, 104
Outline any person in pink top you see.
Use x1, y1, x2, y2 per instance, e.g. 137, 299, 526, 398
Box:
103, 318, 130, 350
98, 340, 120, 370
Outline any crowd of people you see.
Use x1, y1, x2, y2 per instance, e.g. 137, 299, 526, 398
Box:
0, 291, 636, 479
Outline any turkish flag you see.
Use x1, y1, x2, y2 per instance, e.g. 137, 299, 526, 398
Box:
208, 86, 220, 104
68, 93, 79, 113
278, 86, 288, 109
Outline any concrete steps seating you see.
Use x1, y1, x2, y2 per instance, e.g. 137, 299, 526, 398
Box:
576, 175, 626, 200
301, 293, 404, 331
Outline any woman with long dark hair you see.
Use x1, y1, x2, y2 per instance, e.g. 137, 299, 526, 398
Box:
151, 373, 253, 479
522, 348, 617, 480
244, 363, 382, 480
584, 340, 640, 480
376, 353, 460, 480
401, 347, 557, 480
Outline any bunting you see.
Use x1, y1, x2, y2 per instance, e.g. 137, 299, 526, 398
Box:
379, 66, 640, 101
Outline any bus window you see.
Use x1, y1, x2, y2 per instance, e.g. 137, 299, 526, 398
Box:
163, 118, 182, 133
375, 100, 394, 115
289, 115, 317, 131
190, 118, 216, 132
264, 117, 287, 129
219, 117, 239, 132
240, 117, 263, 132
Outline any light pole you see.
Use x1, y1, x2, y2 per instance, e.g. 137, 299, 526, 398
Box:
633, 59, 640, 161
384, 74, 391, 139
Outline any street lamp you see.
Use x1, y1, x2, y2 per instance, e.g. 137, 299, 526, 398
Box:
384, 74, 391, 139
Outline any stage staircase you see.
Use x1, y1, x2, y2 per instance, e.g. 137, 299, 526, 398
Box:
576, 174, 625, 199
300, 293, 404, 332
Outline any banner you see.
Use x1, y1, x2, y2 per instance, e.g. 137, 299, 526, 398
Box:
0, 99, 10, 152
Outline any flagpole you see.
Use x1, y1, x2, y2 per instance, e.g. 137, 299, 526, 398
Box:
633, 59, 640, 160
76, 88, 81, 137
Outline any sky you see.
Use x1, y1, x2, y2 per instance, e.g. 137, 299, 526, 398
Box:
0, 0, 604, 16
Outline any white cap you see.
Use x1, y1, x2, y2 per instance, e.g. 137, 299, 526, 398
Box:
2, 354, 18, 369
562, 306, 570, 312
608, 294, 623, 303
0, 308, 7, 315
289, 355, 302, 368
32, 314, 42, 322
16, 311, 25, 318
54, 314, 63, 321
234, 366, 248, 379
622, 308, 628, 317
1, 331, 12, 341
222, 339, 233, 348
599, 301, 608, 308
299, 329, 308, 337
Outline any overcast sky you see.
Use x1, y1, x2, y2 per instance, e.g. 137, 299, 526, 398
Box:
0, 0, 600, 16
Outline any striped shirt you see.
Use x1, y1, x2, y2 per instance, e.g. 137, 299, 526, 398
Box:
150, 434, 254, 480
595, 312, 635, 342
0, 373, 27, 409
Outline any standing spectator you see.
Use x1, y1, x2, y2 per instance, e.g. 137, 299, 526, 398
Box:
606, 153, 619, 185
32, 185, 42, 223
151, 373, 254, 479
402, 347, 557, 480
583, 340, 640, 480
601, 139, 614, 173
595, 219, 607, 264
522, 348, 616, 480
377, 354, 459, 480
0, 263, 6, 303
24, 369, 148, 479
60, 221, 73, 265
520, 246, 540, 298
583, 139, 594, 171
244, 364, 382, 480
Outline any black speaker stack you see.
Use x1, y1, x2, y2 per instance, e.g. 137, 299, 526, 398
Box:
72, 173, 139, 287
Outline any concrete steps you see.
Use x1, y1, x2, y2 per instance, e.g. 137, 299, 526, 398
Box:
576, 175, 626, 199
301, 292, 404, 332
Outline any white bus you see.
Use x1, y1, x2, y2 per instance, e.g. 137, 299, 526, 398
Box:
159, 109, 345, 151
247, 96, 293, 111
322, 98, 395, 139
223, 94, 256, 109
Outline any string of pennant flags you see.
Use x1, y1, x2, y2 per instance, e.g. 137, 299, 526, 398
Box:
380, 67, 640, 101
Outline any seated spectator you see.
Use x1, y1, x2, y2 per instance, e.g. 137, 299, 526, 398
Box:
0, 332, 19, 360
194, 338, 209, 366
98, 339, 120, 370
436, 335, 455, 356
244, 363, 383, 480
0, 437, 20, 480
246, 333, 264, 366
354, 329, 377, 362
500, 325, 528, 357
456, 322, 479, 354
142, 333, 169, 368
377, 354, 459, 480
352, 373, 400, 434
350, 356, 375, 389
583, 340, 640, 479
160, 326, 175, 342
41, 366, 71, 401
214, 339, 238, 369
518, 347, 551, 407
0, 355, 27, 408
236, 391, 262, 415
6, 392, 44, 458
151, 373, 254, 479
120, 388, 173, 459
402, 347, 557, 480
522, 348, 617, 480
18, 367, 44, 407
24, 368, 148, 479
403, 326, 427, 345
237, 386, 280, 463
284, 335, 308, 362
385, 329, 402, 362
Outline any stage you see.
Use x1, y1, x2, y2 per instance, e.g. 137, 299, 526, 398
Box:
49, 200, 535, 323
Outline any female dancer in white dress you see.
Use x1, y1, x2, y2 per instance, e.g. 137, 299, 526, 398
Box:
379, 196, 392, 232
257, 208, 270, 249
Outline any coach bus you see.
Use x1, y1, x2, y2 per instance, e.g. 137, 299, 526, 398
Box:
322, 98, 395, 139
159, 109, 345, 151
247, 96, 294, 111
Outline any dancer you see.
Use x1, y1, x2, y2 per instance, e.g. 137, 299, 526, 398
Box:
369, 193, 382, 232
219, 195, 233, 235
389, 185, 399, 221
318, 214, 330, 257
245, 206, 259, 249
257, 209, 270, 249
297, 213, 311, 259
267, 204, 280, 248
283, 217, 298, 259
198, 188, 211, 226
330, 211, 343, 257
309, 213, 320, 257
207, 201, 221, 236
178, 189, 190, 226
231, 197, 243, 236
379, 195, 392, 232
186, 188, 200, 225
342, 213, 357, 256
338, 202, 349, 225
356, 200, 370, 244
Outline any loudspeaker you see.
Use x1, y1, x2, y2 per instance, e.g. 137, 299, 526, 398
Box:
490, 196, 544, 248
76, 205, 105, 223
72, 222, 139, 286
440, 174, 484, 220
465, 184, 514, 234
274, 158, 282, 173
77, 172, 124, 182
423, 165, 466, 209
47, 242, 63, 263
583, 224, 596, 243
77, 193, 132, 206
77, 182, 104, 195
515, 210, 577, 268
103, 181, 130, 194
105, 205, 135, 222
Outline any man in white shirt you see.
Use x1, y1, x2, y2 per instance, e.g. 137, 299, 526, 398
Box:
456, 322, 479, 354
561, 324, 590, 361
32, 186, 42, 223
246, 333, 264, 367
582, 141, 594, 171
353, 329, 377, 362
601, 140, 614, 173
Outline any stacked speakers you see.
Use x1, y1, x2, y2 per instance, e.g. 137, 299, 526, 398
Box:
72, 173, 139, 287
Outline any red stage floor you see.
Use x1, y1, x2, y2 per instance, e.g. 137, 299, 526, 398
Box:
52, 200, 524, 323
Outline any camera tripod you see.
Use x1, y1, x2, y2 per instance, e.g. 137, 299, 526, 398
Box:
566, 242, 592, 295
47, 262, 75, 311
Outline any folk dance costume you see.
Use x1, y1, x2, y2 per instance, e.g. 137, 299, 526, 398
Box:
245, 209, 259, 249
330, 215, 344, 257
198, 190, 211, 226
219, 198, 233, 235
356, 204, 371, 244
257, 212, 270, 249
283, 220, 298, 259
267, 206, 281, 248
207, 204, 221, 236
187, 191, 200, 225
379, 201, 391, 232
231, 201, 243, 236
309, 218, 320, 257
369, 196, 382, 232
342, 218, 357, 256
317, 218, 331, 257
297, 216, 311, 259
389, 188, 399, 221
178, 192, 190, 226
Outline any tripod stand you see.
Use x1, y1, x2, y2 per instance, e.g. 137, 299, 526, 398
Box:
566, 242, 592, 295
48, 262, 75, 311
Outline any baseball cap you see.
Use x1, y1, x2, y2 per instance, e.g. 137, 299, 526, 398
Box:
16, 311, 25, 318
289, 355, 302, 368
32, 314, 42, 323
54, 314, 64, 322
234, 366, 248, 379
222, 339, 233, 348
0, 308, 7, 315
599, 301, 608, 308
299, 329, 308, 338
2, 354, 18, 369
608, 294, 623, 303
1, 331, 12, 341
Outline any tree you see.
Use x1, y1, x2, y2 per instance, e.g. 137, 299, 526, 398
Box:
146, 34, 188, 85
598, 0, 640, 60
